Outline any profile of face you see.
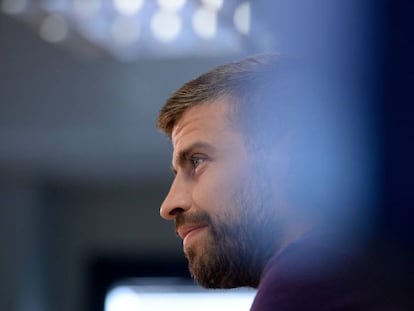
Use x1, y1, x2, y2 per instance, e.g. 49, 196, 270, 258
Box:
160, 99, 285, 289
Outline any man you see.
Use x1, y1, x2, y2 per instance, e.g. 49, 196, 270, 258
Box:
157, 54, 403, 310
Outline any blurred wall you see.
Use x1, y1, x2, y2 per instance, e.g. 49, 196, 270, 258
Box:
0, 12, 235, 311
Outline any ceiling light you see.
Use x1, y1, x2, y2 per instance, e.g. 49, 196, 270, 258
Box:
111, 15, 140, 46
113, 0, 144, 16
40, 13, 69, 43
151, 10, 182, 43
192, 7, 217, 40
157, 0, 186, 12
201, 0, 223, 11
73, 0, 102, 19
234, 2, 250, 35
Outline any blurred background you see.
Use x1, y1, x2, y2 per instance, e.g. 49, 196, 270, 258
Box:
0, 0, 412, 311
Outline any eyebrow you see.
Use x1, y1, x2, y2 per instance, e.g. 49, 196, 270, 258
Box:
171, 141, 216, 175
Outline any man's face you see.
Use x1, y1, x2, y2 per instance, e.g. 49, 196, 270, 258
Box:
160, 100, 283, 288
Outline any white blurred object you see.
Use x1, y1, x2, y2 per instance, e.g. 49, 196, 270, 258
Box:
192, 7, 217, 40
234, 2, 250, 35
151, 10, 182, 43
105, 283, 256, 311
113, 0, 144, 16
0, 0, 257, 61
40, 13, 70, 43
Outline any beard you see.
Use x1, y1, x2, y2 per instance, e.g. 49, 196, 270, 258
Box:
175, 173, 285, 289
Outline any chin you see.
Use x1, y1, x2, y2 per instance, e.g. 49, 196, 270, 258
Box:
187, 248, 261, 289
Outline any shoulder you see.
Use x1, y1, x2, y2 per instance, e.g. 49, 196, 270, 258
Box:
250, 232, 405, 310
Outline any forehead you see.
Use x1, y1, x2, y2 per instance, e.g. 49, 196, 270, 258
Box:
171, 100, 244, 154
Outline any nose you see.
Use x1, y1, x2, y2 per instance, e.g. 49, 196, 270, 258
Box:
160, 174, 192, 220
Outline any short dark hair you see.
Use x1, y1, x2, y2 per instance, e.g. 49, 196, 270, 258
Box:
157, 53, 284, 146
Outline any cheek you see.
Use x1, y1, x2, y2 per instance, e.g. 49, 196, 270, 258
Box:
192, 166, 245, 215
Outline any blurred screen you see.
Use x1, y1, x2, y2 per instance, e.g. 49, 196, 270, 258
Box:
105, 278, 256, 311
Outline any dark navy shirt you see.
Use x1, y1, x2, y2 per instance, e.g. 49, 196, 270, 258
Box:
250, 231, 410, 310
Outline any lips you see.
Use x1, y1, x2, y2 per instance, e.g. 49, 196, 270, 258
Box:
177, 224, 208, 241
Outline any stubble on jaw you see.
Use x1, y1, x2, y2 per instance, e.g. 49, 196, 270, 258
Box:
175, 175, 284, 289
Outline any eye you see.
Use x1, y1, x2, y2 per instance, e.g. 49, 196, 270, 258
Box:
190, 156, 206, 170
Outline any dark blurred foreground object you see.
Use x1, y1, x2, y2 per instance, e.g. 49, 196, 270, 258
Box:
251, 229, 412, 310
380, 0, 414, 295
381, 0, 414, 248
379, 0, 414, 308
250, 0, 414, 309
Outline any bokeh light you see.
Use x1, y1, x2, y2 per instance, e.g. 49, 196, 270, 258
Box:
111, 15, 140, 46
201, 0, 223, 11
1, 0, 253, 60
113, 0, 144, 16
157, 0, 186, 12
234, 2, 250, 35
73, 0, 102, 19
192, 7, 217, 40
151, 10, 182, 43
40, 13, 69, 43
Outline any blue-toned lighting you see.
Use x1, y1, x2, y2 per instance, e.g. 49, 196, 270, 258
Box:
113, 0, 144, 16
192, 7, 217, 40
157, 0, 186, 12
73, 0, 102, 19
111, 15, 141, 46
234, 2, 250, 35
151, 10, 182, 43
201, 0, 223, 11
0, 0, 253, 60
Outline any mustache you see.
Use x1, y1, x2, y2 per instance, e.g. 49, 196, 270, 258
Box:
175, 212, 212, 234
